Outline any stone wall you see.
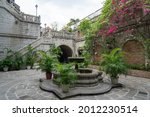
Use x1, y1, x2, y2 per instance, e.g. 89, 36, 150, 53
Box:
0, 8, 40, 37
0, 0, 41, 59
0, 36, 35, 57
75, 40, 85, 56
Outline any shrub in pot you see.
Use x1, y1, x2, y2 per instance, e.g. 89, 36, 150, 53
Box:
25, 45, 37, 69
1, 57, 12, 72
26, 56, 34, 69
3, 48, 24, 70
55, 64, 77, 92
38, 51, 57, 79
12, 52, 24, 70
0, 60, 3, 71
100, 48, 127, 85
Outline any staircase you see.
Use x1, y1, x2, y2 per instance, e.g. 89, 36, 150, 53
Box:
17, 37, 43, 55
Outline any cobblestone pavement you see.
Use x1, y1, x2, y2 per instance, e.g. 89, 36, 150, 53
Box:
0, 69, 150, 100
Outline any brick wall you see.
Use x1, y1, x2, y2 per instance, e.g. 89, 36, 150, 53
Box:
123, 40, 145, 65
128, 69, 150, 79
92, 40, 102, 63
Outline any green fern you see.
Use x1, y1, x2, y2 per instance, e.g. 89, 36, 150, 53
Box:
100, 48, 127, 78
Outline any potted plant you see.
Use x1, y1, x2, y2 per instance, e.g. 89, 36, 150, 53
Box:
1, 57, 12, 72
25, 45, 37, 69
26, 60, 32, 69
12, 52, 24, 70
55, 64, 77, 93
38, 51, 57, 79
0, 60, 3, 71
100, 48, 127, 85
26, 56, 34, 69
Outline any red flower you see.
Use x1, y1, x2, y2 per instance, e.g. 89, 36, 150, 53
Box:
112, 0, 115, 4
144, 8, 150, 14
107, 26, 118, 35
121, 0, 126, 3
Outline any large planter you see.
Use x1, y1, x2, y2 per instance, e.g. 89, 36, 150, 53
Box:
111, 77, 119, 85
27, 66, 31, 70
61, 84, 70, 93
46, 72, 52, 80
3, 67, 8, 72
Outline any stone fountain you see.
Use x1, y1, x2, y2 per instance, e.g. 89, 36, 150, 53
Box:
39, 57, 116, 99
68, 57, 103, 87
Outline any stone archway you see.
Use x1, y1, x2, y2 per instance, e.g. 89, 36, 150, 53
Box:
123, 40, 145, 65
58, 45, 73, 63
77, 47, 84, 56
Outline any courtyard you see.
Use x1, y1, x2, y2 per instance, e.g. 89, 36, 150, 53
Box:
0, 69, 150, 100
0, 0, 150, 101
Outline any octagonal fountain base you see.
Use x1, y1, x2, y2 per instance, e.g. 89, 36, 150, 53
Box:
76, 68, 103, 87
40, 79, 112, 99
39, 68, 123, 99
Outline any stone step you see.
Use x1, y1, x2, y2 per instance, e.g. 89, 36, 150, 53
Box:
40, 80, 112, 99
76, 76, 103, 87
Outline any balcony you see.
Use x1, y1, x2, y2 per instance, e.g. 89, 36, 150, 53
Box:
22, 13, 40, 23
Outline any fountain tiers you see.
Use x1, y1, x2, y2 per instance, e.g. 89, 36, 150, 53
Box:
39, 57, 123, 99
76, 68, 103, 87
68, 57, 103, 87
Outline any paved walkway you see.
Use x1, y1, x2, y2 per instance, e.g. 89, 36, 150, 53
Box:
0, 69, 150, 100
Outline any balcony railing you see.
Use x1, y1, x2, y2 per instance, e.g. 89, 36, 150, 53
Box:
22, 13, 40, 23
50, 30, 77, 39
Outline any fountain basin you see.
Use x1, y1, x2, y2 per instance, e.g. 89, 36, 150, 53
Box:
53, 68, 103, 87
68, 57, 84, 63
76, 68, 103, 87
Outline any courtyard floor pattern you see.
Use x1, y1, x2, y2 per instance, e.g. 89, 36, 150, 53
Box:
0, 69, 150, 100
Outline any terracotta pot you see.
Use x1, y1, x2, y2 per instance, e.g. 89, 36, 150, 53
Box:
46, 72, 52, 79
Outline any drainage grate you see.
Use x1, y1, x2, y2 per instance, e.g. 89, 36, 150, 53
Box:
137, 91, 148, 98
19, 95, 32, 100
138, 91, 148, 95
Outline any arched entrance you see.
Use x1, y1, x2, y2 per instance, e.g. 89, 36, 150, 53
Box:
58, 45, 73, 63
123, 40, 145, 65
77, 47, 84, 56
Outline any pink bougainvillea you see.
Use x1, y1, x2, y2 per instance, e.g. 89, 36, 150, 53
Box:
107, 25, 118, 35
120, 0, 126, 3
144, 8, 150, 14
98, 0, 150, 37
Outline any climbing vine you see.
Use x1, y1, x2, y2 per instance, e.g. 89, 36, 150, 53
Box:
78, 0, 113, 58
99, 0, 150, 37
78, 0, 150, 62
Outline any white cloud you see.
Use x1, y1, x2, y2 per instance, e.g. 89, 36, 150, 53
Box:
15, 0, 105, 29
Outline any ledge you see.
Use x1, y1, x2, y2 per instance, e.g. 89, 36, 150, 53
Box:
0, 33, 38, 39
128, 69, 150, 79
39, 79, 123, 99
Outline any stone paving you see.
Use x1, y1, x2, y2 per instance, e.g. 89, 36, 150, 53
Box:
0, 69, 150, 100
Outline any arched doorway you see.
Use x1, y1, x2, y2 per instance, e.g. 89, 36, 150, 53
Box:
123, 40, 145, 65
77, 47, 84, 56
58, 45, 73, 63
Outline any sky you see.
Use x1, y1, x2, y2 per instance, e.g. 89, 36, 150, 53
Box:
15, 0, 105, 29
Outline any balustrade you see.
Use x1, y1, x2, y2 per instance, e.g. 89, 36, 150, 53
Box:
50, 30, 76, 39
22, 13, 40, 23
